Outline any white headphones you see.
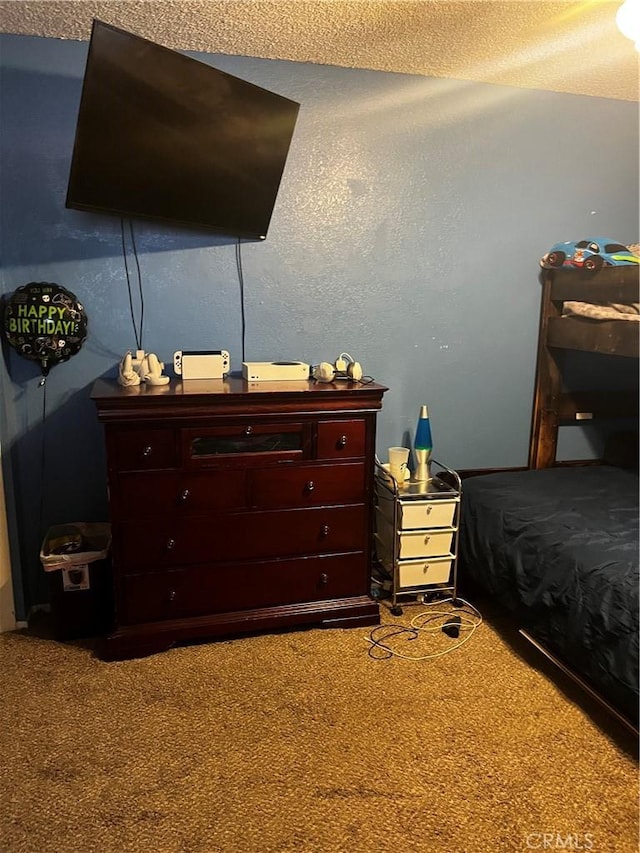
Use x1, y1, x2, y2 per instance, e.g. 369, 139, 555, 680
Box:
312, 353, 363, 383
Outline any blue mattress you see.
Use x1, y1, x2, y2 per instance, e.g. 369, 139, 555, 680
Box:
459, 466, 639, 724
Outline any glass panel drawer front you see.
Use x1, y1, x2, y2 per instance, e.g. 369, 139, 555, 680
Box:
184, 423, 308, 466
378, 497, 458, 530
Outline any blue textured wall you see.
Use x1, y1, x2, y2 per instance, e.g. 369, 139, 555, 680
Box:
1, 34, 638, 616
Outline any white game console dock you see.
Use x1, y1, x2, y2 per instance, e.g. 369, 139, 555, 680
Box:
242, 361, 310, 381
174, 350, 230, 380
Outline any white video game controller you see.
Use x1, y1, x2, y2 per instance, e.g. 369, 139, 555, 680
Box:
143, 352, 170, 385
118, 350, 170, 387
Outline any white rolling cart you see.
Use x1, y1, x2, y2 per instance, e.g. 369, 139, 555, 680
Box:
373, 458, 462, 616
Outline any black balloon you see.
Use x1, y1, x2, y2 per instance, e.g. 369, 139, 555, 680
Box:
3, 282, 88, 376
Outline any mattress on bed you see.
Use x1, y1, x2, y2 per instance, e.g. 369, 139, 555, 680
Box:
460, 465, 639, 722
562, 300, 640, 321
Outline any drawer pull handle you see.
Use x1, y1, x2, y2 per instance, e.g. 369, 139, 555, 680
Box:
142, 445, 153, 458
338, 435, 347, 448
320, 524, 330, 537
320, 573, 328, 585
305, 480, 315, 492
245, 426, 253, 435
426, 506, 433, 514
166, 538, 176, 550
180, 489, 190, 502
424, 535, 431, 544
168, 589, 177, 601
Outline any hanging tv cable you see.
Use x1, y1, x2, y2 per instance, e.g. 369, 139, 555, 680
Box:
120, 218, 144, 351
235, 237, 247, 364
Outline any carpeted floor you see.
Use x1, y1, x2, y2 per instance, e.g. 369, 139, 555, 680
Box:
1, 599, 637, 853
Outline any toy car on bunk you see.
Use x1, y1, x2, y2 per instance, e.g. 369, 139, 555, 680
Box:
540, 238, 640, 271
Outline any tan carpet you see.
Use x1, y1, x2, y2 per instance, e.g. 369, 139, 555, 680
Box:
1, 602, 637, 853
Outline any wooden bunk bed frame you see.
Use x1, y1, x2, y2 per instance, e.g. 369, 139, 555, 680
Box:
525, 263, 639, 733
529, 264, 639, 470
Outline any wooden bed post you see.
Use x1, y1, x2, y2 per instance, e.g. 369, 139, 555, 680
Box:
529, 272, 562, 469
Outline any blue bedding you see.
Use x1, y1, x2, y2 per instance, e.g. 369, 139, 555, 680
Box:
460, 466, 639, 724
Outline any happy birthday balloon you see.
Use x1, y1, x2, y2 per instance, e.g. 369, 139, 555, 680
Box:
3, 282, 88, 376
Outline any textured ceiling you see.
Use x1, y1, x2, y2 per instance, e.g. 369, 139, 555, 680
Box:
0, 0, 638, 101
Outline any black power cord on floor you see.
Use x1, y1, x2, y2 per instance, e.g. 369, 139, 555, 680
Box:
366, 596, 483, 661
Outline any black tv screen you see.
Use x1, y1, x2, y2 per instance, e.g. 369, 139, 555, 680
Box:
66, 20, 300, 239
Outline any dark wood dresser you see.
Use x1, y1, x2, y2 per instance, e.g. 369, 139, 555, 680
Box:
91, 376, 387, 660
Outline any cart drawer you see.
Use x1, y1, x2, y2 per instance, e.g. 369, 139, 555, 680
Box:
397, 529, 454, 559
377, 497, 458, 530
374, 534, 453, 588
398, 557, 453, 588
376, 511, 455, 558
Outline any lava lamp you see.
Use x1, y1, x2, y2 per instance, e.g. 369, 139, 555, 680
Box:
414, 404, 433, 482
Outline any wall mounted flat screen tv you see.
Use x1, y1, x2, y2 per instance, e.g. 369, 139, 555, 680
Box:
66, 20, 300, 240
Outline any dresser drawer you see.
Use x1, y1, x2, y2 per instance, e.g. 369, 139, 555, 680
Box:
117, 504, 368, 571
375, 512, 454, 559
120, 552, 367, 623
115, 470, 247, 518
250, 462, 365, 508
182, 422, 311, 468
113, 428, 178, 471
316, 419, 366, 459
377, 497, 458, 530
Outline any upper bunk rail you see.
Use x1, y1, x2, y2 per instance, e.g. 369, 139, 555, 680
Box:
546, 316, 638, 357
545, 265, 639, 359
529, 264, 639, 468
548, 265, 639, 304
